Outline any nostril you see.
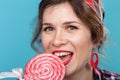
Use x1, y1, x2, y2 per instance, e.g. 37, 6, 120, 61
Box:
52, 39, 67, 47
51, 31, 68, 47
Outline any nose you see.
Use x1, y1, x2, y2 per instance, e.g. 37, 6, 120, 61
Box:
52, 30, 67, 47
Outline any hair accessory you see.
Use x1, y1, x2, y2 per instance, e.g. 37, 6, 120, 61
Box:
90, 52, 98, 68
84, 0, 97, 12
84, 0, 104, 21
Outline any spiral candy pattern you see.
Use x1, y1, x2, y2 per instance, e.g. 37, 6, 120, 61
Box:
24, 53, 65, 80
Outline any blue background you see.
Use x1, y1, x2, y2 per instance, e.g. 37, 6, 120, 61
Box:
0, 0, 120, 79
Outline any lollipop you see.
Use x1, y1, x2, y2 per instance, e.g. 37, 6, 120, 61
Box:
24, 53, 65, 80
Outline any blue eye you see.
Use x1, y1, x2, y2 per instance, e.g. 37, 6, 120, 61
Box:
43, 26, 54, 32
67, 25, 78, 30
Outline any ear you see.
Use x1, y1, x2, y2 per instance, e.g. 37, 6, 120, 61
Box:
92, 43, 99, 50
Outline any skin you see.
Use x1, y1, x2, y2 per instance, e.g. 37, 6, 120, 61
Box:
41, 2, 95, 80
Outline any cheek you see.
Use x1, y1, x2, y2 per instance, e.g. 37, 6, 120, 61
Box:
73, 35, 93, 64
71, 33, 93, 52
41, 34, 51, 51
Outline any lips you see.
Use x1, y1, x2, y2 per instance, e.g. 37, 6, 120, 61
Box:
52, 50, 73, 65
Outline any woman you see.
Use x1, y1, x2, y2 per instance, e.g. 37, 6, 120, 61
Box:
31, 0, 120, 80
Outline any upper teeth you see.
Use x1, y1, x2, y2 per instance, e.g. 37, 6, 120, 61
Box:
54, 52, 71, 57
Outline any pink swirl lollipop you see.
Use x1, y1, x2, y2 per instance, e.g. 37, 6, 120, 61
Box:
24, 53, 65, 80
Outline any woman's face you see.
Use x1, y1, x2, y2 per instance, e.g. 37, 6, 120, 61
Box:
41, 2, 95, 76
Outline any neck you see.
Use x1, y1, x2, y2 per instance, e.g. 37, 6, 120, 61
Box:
64, 63, 94, 80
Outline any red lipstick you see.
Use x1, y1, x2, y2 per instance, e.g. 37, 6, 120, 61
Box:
52, 50, 73, 65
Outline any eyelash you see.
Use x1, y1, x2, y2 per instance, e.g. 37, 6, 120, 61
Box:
43, 26, 54, 32
42, 25, 78, 32
67, 25, 78, 30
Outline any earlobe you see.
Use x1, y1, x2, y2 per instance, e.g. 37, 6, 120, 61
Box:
92, 43, 99, 50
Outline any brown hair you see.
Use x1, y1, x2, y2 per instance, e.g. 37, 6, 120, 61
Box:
31, 0, 107, 54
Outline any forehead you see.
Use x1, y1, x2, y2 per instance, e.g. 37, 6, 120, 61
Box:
42, 2, 81, 23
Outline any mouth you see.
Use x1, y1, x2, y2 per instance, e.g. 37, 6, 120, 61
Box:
52, 50, 73, 65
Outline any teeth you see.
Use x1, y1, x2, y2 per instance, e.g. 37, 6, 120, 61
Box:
54, 52, 71, 57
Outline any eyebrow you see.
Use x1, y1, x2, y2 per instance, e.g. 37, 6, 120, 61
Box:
63, 21, 81, 25
42, 23, 52, 26
42, 21, 81, 26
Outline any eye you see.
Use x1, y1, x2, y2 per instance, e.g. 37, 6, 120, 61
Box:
43, 26, 54, 32
67, 25, 78, 30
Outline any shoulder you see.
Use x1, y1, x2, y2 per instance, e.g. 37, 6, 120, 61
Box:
94, 68, 120, 80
